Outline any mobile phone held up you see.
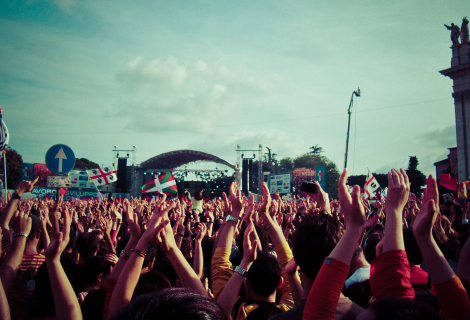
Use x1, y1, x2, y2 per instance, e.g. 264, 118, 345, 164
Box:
300, 181, 317, 194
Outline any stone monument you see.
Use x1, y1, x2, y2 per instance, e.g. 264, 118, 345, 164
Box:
440, 17, 470, 182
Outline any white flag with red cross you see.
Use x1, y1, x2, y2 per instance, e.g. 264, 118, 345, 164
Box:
86, 166, 118, 187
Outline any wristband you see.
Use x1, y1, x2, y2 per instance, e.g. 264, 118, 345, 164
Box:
132, 249, 147, 258
234, 266, 248, 277
12, 192, 21, 200
13, 233, 28, 239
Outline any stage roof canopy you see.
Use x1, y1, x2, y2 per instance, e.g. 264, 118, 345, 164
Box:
141, 150, 235, 170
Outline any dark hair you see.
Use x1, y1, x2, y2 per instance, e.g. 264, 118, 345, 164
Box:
246, 252, 281, 297
76, 232, 100, 259
292, 214, 343, 279
194, 190, 203, 201
132, 270, 172, 301
81, 288, 106, 320
364, 232, 384, 264
79, 256, 112, 287
366, 297, 440, 320
28, 215, 42, 242
403, 228, 423, 265
111, 288, 229, 320
343, 280, 372, 309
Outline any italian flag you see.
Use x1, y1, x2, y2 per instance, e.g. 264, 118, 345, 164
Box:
142, 171, 178, 195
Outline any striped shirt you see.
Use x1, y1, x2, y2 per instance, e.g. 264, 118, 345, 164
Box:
7, 253, 45, 320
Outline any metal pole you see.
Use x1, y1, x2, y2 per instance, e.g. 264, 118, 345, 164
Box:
344, 88, 360, 170
258, 144, 262, 194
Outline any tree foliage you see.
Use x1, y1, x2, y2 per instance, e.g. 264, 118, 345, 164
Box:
0, 149, 23, 190
309, 144, 324, 155
74, 158, 100, 170
406, 156, 426, 193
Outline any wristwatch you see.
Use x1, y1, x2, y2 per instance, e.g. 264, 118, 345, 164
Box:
225, 215, 238, 223
234, 266, 247, 277
12, 192, 21, 200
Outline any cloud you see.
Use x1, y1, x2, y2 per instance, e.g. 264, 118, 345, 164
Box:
189, 128, 307, 165
112, 56, 274, 133
51, 0, 75, 11
417, 125, 456, 148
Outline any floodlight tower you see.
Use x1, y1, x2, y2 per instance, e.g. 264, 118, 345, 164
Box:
344, 88, 361, 170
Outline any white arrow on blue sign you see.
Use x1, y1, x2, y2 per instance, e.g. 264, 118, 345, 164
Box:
45, 144, 76, 175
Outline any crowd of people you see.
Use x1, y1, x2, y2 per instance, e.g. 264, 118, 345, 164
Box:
0, 168, 469, 320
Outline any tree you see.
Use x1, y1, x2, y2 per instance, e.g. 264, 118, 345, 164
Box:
279, 157, 294, 171
74, 158, 100, 170
406, 156, 426, 193
309, 144, 324, 155
293, 154, 340, 199
0, 148, 23, 190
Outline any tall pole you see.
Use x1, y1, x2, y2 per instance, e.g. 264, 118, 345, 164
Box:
344, 88, 361, 170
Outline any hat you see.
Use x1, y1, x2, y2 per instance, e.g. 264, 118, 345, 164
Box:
28, 215, 42, 241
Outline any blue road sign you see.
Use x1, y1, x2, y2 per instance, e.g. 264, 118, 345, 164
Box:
45, 144, 75, 175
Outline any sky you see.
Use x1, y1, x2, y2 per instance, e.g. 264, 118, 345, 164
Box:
0, 0, 465, 177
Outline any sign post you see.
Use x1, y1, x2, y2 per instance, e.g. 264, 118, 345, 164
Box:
45, 144, 75, 200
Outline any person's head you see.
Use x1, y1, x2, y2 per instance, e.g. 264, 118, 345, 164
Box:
194, 190, 203, 201
111, 288, 229, 320
28, 215, 42, 243
364, 232, 384, 264
246, 252, 281, 298
293, 214, 344, 280
132, 270, 172, 301
369, 223, 385, 236
357, 297, 440, 320
79, 256, 112, 288
343, 280, 372, 309
403, 228, 423, 265
75, 232, 100, 259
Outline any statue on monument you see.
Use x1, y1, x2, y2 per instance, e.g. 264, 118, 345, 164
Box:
461, 17, 469, 44
445, 23, 461, 45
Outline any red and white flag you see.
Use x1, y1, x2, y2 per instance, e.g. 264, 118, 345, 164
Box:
364, 170, 380, 199
87, 166, 117, 187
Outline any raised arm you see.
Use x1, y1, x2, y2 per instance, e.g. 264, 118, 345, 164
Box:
44, 209, 83, 320
413, 175, 470, 320
217, 222, 259, 314
193, 223, 207, 279
0, 209, 31, 293
156, 210, 206, 295
383, 169, 410, 252
303, 169, 366, 320
0, 179, 37, 238
0, 231, 10, 320
107, 198, 173, 319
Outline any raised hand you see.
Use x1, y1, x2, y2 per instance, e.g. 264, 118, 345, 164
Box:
228, 182, 243, 214
45, 209, 72, 262
386, 168, 410, 214
338, 169, 366, 230
15, 177, 39, 196
242, 222, 260, 264
10, 210, 32, 236
413, 175, 439, 239
195, 223, 207, 242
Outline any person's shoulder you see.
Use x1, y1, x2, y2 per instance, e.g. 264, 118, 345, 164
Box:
270, 301, 305, 320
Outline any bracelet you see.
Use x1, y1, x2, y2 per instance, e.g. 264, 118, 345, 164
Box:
13, 233, 28, 239
132, 249, 147, 258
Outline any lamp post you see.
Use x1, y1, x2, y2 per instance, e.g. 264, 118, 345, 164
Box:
344, 88, 361, 170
